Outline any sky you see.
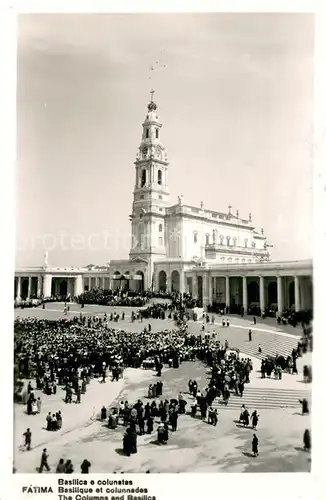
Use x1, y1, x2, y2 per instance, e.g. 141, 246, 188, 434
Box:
16, 13, 314, 267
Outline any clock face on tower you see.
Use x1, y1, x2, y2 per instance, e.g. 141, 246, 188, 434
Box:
155, 145, 162, 159
142, 147, 148, 159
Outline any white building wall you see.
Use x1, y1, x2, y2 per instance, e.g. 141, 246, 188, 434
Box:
166, 214, 261, 262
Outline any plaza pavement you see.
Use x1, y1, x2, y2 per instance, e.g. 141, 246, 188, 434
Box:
14, 303, 311, 473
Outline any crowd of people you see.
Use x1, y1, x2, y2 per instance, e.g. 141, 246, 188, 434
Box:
14, 293, 312, 472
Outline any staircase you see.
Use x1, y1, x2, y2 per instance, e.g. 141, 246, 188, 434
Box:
211, 386, 311, 411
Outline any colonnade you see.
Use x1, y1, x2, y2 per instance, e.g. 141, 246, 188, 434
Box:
14, 274, 85, 300
192, 273, 312, 313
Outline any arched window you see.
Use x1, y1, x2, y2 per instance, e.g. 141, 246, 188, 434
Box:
233, 237, 237, 246
212, 229, 217, 243
141, 170, 146, 187
252, 241, 256, 248
146, 129, 149, 139
205, 233, 210, 245
228, 257, 232, 262
158, 170, 162, 185
220, 235, 224, 245
159, 224, 163, 232
156, 129, 159, 139
194, 232, 198, 244
221, 257, 225, 262
244, 238, 248, 248
226, 236, 230, 246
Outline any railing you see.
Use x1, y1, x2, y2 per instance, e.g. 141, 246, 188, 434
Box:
205, 243, 267, 255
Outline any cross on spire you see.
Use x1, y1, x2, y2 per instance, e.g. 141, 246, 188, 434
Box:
150, 89, 155, 102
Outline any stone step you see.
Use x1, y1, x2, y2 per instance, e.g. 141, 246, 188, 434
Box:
210, 388, 311, 410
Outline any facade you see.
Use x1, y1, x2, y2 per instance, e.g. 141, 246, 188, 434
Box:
14, 94, 313, 313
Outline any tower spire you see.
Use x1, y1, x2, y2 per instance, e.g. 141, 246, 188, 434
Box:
150, 89, 155, 102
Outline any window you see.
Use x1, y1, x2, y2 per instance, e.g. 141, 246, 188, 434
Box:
226, 236, 230, 246
156, 129, 159, 139
146, 129, 149, 139
159, 237, 163, 246
141, 170, 146, 187
205, 234, 210, 245
228, 257, 232, 262
159, 224, 163, 232
158, 170, 162, 185
140, 195, 144, 200
252, 241, 256, 248
221, 257, 225, 262
194, 232, 198, 244
212, 230, 217, 243
220, 235, 224, 245
233, 237, 237, 246
244, 238, 248, 248
159, 195, 162, 200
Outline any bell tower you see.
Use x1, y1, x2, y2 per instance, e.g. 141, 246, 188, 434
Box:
129, 91, 169, 284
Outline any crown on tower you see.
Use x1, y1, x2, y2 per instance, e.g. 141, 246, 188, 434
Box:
148, 89, 157, 111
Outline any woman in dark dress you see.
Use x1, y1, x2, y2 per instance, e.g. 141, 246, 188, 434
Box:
303, 429, 311, 451
146, 415, 154, 434
252, 434, 259, 457
80, 459, 91, 473
251, 410, 259, 430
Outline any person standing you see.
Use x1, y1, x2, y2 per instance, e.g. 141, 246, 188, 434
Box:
252, 434, 259, 457
65, 459, 74, 473
35, 397, 42, 414
80, 459, 91, 473
303, 429, 311, 451
248, 329, 252, 342
56, 458, 65, 473
23, 428, 31, 451
251, 410, 259, 430
299, 398, 309, 415
39, 448, 50, 473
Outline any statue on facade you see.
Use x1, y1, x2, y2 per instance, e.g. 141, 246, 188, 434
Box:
44, 251, 49, 267
200, 201, 204, 210
177, 195, 183, 206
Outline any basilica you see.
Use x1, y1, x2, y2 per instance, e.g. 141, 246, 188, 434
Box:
14, 93, 313, 313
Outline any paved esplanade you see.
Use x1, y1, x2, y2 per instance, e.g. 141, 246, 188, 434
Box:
14, 304, 311, 473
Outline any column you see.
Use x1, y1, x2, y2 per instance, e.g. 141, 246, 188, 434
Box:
277, 276, 283, 314
88, 277, 92, 290
167, 274, 172, 292
74, 275, 83, 297
208, 274, 213, 306
259, 276, 265, 312
242, 276, 248, 313
193, 275, 198, 299
42, 274, 52, 298
16, 276, 21, 300
37, 277, 42, 298
179, 270, 185, 296
202, 272, 209, 309
27, 277, 32, 299
294, 275, 300, 312
225, 276, 230, 307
